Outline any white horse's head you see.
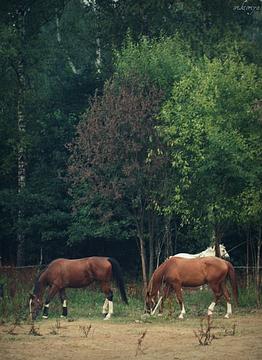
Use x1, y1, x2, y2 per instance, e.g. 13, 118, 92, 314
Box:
219, 244, 230, 259
202, 244, 230, 259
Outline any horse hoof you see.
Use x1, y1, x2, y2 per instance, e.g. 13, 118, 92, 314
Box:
104, 315, 111, 320
42, 315, 48, 319
158, 313, 163, 317
178, 315, 184, 320
224, 314, 230, 319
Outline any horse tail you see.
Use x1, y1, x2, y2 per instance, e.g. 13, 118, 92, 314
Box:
108, 257, 128, 304
227, 261, 239, 305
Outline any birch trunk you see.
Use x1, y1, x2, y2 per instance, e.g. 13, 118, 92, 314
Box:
214, 225, 223, 258
246, 228, 250, 288
256, 226, 261, 307
16, 10, 26, 266
148, 212, 154, 278
135, 203, 148, 291
139, 234, 148, 291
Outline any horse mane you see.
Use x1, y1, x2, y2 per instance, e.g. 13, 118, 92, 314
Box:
32, 267, 46, 295
148, 260, 169, 295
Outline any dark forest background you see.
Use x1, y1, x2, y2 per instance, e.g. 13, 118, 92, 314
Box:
0, 0, 261, 286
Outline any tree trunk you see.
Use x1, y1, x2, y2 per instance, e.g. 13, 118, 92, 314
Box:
214, 225, 223, 257
148, 212, 155, 278
164, 216, 173, 258
134, 203, 148, 291
139, 234, 148, 291
246, 228, 250, 288
16, 10, 27, 267
256, 226, 261, 307
55, 9, 80, 75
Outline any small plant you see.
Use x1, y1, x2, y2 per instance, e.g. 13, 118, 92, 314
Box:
49, 326, 58, 335
194, 315, 215, 345
55, 318, 61, 329
28, 322, 42, 336
223, 323, 237, 336
7, 324, 19, 335
79, 324, 92, 338
135, 330, 147, 356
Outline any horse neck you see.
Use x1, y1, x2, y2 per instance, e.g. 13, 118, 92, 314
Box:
149, 262, 166, 296
200, 247, 215, 257
192, 251, 202, 257
33, 271, 47, 299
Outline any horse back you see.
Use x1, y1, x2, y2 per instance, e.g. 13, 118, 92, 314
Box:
43, 257, 112, 288
164, 256, 229, 286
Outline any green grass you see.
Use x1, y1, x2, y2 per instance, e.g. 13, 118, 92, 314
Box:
0, 279, 260, 324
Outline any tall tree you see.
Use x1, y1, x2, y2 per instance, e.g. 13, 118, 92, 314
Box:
69, 77, 164, 287
157, 55, 262, 253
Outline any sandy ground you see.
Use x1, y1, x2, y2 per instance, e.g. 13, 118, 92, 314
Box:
1, 312, 262, 360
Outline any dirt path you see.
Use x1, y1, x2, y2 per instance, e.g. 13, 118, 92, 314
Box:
1, 313, 262, 360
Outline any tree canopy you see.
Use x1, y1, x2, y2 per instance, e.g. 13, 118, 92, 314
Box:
0, 1, 261, 286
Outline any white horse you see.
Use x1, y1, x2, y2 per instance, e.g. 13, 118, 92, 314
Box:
171, 244, 230, 260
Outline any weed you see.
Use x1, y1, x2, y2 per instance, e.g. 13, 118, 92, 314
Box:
194, 315, 215, 345
28, 323, 42, 336
135, 330, 147, 356
79, 324, 92, 338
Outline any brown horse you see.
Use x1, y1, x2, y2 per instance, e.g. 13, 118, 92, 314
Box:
145, 256, 238, 319
29, 257, 128, 320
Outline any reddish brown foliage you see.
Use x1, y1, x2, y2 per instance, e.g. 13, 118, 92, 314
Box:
68, 78, 165, 210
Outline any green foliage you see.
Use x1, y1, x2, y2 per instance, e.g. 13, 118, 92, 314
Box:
0, 0, 261, 269
157, 55, 262, 234
114, 35, 191, 96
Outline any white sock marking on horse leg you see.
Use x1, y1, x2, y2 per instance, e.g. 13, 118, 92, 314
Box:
151, 296, 163, 315
29, 299, 32, 318
225, 302, 232, 318
208, 302, 216, 315
60, 300, 68, 318
104, 301, 113, 320
42, 303, 49, 318
108, 300, 113, 314
178, 303, 186, 319
102, 298, 109, 314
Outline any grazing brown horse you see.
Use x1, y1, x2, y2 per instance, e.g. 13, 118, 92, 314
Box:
29, 257, 128, 320
145, 256, 238, 319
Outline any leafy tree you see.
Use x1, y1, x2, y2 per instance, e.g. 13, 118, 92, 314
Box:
69, 77, 164, 287
157, 55, 262, 254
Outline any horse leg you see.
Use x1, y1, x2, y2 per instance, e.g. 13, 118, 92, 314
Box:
158, 285, 169, 316
42, 284, 59, 319
208, 283, 223, 316
173, 283, 186, 319
59, 289, 68, 318
221, 283, 232, 318
101, 282, 113, 320
102, 298, 109, 316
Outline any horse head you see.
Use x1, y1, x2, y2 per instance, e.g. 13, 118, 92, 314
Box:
204, 245, 230, 259
145, 290, 156, 314
29, 293, 43, 320
220, 244, 230, 259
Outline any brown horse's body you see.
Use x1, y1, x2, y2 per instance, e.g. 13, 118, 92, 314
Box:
30, 257, 128, 320
40, 257, 113, 288
146, 256, 238, 319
